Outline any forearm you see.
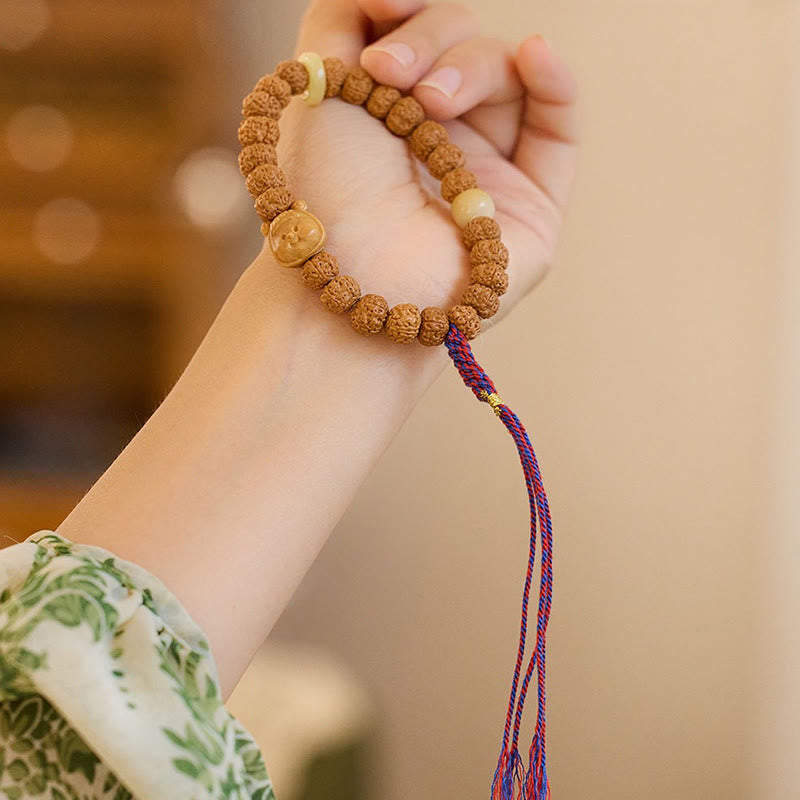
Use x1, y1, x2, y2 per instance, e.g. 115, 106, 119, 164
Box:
57, 245, 448, 698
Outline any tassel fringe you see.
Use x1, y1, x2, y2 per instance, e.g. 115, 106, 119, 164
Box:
444, 326, 554, 800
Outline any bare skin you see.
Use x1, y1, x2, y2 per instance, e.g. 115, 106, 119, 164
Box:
56, 0, 580, 700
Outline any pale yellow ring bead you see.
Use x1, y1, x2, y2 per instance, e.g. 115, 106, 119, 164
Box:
451, 188, 496, 229
298, 51, 326, 107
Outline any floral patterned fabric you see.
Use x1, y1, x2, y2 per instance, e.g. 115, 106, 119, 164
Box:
0, 530, 276, 800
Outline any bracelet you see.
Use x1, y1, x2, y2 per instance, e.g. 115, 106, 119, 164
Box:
237, 53, 510, 347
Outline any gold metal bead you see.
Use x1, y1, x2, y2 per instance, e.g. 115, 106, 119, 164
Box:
478, 389, 504, 417
451, 188, 495, 229
298, 51, 326, 107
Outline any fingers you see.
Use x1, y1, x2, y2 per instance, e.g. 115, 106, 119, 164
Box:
411, 35, 522, 121
294, 0, 425, 63
293, 0, 369, 62
511, 35, 581, 213
356, 0, 426, 38
359, 1, 481, 91
293, 0, 581, 219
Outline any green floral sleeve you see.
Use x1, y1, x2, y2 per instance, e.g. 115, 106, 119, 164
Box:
0, 530, 276, 800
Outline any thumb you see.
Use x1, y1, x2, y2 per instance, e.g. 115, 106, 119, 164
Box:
293, 0, 369, 63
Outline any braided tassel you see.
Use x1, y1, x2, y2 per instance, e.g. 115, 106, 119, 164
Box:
444, 325, 554, 800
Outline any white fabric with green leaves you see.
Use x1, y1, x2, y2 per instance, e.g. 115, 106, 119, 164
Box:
0, 531, 275, 800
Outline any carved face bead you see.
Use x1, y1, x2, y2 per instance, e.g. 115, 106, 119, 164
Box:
268, 207, 326, 268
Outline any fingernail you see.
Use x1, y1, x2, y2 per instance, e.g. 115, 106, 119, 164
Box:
534, 33, 551, 50
365, 41, 416, 68
418, 65, 462, 99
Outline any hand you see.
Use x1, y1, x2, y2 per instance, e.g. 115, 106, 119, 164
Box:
258, 0, 580, 339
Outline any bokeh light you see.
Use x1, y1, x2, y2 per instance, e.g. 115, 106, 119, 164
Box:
33, 198, 101, 264
0, 0, 51, 52
173, 146, 248, 231
6, 105, 73, 172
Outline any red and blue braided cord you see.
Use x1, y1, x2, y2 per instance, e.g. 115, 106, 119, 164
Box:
444, 325, 554, 800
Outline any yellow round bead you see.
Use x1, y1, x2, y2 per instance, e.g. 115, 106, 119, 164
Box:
298, 51, 326, 107
451, 188, 495, 229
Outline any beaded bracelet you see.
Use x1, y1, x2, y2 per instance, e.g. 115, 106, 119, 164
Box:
237, 53, 556, 800
237, 52, 511, 346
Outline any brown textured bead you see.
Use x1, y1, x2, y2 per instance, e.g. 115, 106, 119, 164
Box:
238, 116, 280, 147
462, 283, 500, 319
242, 91, 284, 119
323, 57, 347, 97
418, 306, 450, 347
470, 261, 509, 296
245, 164, 287, 198
276, 60, 309, 94
321, 275, 361, 313
427, 142, 465, 179
301, 251, 339, 289
366, 85, 402, 120
254, 74, 292, 107
409, 120, 448, 161
350, 294, 390, 335
255, 187, 293, 222
385, 303, 422, 343
463, 215, 502, 250
447, 304, 481, 340
385, 96, 425, 137
238, 143, 277, 176
441, 168, 478, 203
341, 66, 374, 105
470, 238, 509, 269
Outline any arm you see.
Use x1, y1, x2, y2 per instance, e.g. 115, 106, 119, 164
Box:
57, 248, 448, 699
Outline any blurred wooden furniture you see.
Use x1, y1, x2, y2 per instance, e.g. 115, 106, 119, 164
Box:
0, 0, 229, 542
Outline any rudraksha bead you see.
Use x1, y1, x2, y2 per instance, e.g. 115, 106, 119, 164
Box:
385, 96, 425, 136
242, 91, 284, 119
418, 306, 449, 347
238, 116, 280, 147
321, 275, 361, 313
409, 120, 448, 161
462, 283, 500, 319
470, 239, 509, 269
323, 57, 347, 97
385, 303, 422, 343
350, 293, 390, 335
470, 262, 509, 296
341, 67, 374, 105
254, 74, 292, 107
255, 187, 293, 222
301, 251, 339, 289
276, 60, 309, 94
441, 168, 478, 203
245, 164, 287, 198
448, 304, 481, 340
427, 142, 465, 179
238, 143, 277, 177
462, 216, 502, 250
366, 85, 402, 120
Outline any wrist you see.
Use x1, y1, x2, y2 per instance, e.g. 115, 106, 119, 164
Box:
233, 243, 451, 407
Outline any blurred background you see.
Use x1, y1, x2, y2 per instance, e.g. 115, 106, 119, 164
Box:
1, 1, 798, 799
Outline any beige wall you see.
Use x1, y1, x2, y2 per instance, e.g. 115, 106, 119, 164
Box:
241, 2, 796, 798
756, 1, 800, 795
